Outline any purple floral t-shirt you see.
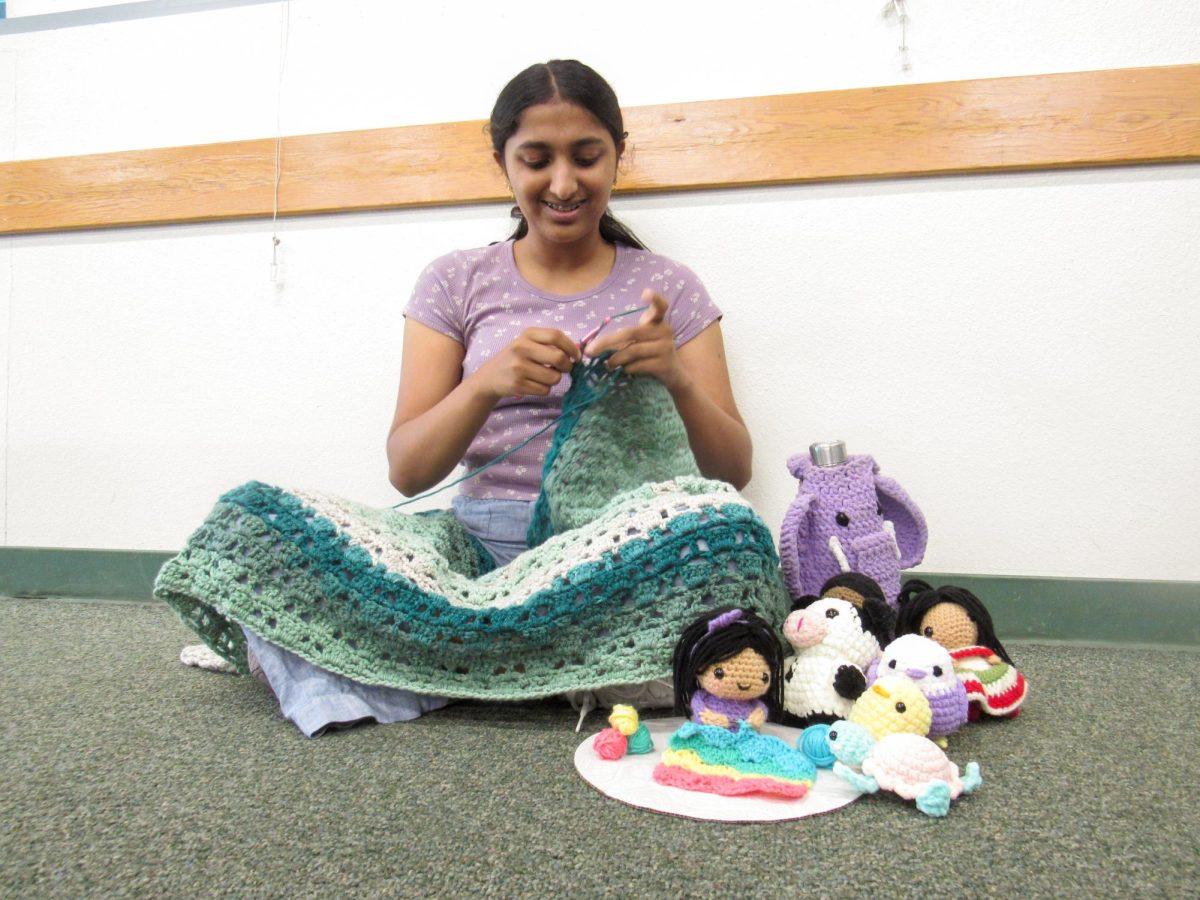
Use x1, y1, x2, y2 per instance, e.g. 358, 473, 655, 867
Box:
403, 240, 722, 500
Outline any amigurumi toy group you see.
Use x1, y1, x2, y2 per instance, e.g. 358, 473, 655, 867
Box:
631, 442, 1028, 817
772, 443, 1027, 815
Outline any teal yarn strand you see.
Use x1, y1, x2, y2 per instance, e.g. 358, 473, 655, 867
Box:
391, 306, 646, 510
525, 355, 624, 545
391, 354, 624, 510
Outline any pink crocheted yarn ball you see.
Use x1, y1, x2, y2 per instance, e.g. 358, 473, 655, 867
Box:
593, 727, 629, 760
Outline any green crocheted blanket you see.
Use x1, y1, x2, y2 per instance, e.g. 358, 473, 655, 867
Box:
154, 370, 788, 700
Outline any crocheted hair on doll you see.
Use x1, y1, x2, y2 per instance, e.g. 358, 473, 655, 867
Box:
896, 579, 1013, 664
528, 365, 701, 547
818, 573, 889, 611
671, 606, 785, 726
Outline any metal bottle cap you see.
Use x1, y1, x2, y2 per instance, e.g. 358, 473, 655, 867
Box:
810, 440, 848, 467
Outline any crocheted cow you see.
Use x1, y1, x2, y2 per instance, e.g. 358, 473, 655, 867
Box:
781, 592, 895, 728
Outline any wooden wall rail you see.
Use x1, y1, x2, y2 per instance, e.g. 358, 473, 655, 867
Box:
2, 64, 1198, 236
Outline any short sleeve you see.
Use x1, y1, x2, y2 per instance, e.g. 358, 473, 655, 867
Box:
402, 256, 464, 344
663, 260, 722, 348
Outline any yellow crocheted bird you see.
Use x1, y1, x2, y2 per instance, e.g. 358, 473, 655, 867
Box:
847, 675, 932, 740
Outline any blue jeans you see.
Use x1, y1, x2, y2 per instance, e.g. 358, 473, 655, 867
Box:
243, 496, 533, 737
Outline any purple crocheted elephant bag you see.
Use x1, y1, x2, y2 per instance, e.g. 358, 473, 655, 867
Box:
779, 450, 928, 608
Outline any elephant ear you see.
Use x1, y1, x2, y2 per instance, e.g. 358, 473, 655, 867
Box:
875, 471, 929, 568
779, 454, 817, 601
786, 453, 812, 479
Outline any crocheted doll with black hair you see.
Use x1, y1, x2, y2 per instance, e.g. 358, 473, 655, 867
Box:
896, 579, 1028, 719
671, 607, 785, 732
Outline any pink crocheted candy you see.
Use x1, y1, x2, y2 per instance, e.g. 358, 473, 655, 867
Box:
593, 727, 628, 760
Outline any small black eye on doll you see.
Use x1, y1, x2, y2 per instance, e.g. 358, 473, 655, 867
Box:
896, 579, 1028, 719
671, 606, 785, 732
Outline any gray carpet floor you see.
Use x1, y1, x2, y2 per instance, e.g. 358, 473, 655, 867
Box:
3, 596, 1198, 898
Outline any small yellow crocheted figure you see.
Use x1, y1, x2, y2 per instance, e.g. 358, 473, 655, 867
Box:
848, 676, 932, 740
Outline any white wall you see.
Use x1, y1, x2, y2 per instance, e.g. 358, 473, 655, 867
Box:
2, 0, 1198, 582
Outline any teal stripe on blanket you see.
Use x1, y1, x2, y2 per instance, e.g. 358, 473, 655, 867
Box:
155, 479, 789, 699
218, 482, 779, 645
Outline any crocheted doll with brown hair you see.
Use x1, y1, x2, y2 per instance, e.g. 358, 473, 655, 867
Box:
671, 607, 785, 732
816, 572, 890, 611
896, 579, 1028, 719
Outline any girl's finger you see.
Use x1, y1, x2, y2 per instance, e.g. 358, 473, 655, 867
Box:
525, 342, 575, 372
584, 327, 634, 358
525, 328, 581, 363
604, 337, 668, 371
638, 290, 668, 326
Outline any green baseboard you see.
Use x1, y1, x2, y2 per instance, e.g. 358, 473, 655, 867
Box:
2, 548, 1197, 646
1, 547, 175, 603
913, 571, 1200, 647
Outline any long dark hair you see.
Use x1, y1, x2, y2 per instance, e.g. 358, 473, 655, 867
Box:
671, 606, 785, 721
896, 579, 1013, 664
489, 60, 647, 250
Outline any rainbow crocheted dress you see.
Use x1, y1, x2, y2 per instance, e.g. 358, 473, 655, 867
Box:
653, 722, 817, 799
154, 366, 789, 700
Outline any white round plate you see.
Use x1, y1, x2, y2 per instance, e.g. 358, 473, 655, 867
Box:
574, 717, 861, 822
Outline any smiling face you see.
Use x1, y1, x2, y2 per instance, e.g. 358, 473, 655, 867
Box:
697, 647, 772, 701
495, 99, 621, 253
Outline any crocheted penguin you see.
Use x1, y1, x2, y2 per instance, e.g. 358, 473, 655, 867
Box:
869, 634, 968, 746
781, 590, 895, 728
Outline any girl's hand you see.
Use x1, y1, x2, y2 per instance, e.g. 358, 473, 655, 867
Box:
699, 708, 730, 728
471, 327, 580, 401
584, 289, 688, 393
747, 707, 766, 729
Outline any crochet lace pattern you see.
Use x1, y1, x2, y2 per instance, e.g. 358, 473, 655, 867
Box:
652, 721, 816, 798
528, 360, 701, 546
154, 373, 789, 700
